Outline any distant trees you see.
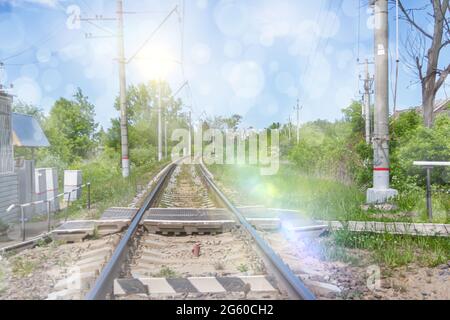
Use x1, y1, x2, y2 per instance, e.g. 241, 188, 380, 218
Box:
202, 114, 243, 131
397, 0, 450, 127
105, 81, 186, 165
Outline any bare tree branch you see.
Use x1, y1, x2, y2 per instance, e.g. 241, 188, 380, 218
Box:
416, 57, 424, 82
398, 0, 434, 39
440, 39, 450, 50
434, 64, 450, 94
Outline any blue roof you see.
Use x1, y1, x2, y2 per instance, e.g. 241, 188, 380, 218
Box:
12, 113, 50, 147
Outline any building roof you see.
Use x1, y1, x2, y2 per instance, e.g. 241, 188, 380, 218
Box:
12, 113, 50, 148
393, 98, 450, 118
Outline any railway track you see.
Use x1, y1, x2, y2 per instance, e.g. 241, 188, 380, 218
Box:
84, 160, 316, 300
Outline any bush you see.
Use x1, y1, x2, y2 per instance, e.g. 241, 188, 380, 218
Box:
0, 219, 8, 232
130, 147, 157, 168
288, 111, 369, 185
392, 114, 450, 186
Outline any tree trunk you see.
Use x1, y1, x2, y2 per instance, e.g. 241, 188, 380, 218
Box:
422, 85, 435, 128
399, 0, 449, 128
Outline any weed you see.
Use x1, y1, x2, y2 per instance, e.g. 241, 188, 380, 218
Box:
36, 238, 51, 248
0, 219, 8, 233
86, 227, 100, 240
237, 264, 249, 273
154, 266, 178, 278
50, 240, 66, 249
11, 257, 36, 278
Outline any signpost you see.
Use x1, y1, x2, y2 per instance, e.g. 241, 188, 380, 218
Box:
413, 161, 450, 222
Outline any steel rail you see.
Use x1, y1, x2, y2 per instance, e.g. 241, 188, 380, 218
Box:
85, 164, 176, 300
199, 164, 316, 300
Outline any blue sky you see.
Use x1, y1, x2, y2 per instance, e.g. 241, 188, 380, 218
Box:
0, 0, 448, 129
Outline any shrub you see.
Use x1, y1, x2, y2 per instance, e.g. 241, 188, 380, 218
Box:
130, 147, 157, 168
0, 219, 8, 232
392, 114, 450, 186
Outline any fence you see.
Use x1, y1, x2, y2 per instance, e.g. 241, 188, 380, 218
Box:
0, 182, 91, 243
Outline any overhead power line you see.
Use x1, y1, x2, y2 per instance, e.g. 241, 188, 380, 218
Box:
0, 21, 65, 62
127, 6, 179, 64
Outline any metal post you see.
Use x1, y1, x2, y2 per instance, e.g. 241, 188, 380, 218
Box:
294, 99, 301, 144
158, 80, 163, 162
288, 116, 292, 142
164, 120, 168, 159
20, 206, 25, 242
367, 0, 397, 204
117, 0, 130, 178
188, 111, 192, 159
46, 200, 51, 232
87, 183, 91, 210
65, 192, 71, 222
426, 168, 433, 222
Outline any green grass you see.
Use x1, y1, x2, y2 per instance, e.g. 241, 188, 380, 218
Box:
11, 257, 36, 278
209, 164, 449, 223
154, 266, 178, 278
237, 263, 249, 273
326, 230, 450, 268
209, 164, 365, 221
209, 164, 450, 268
55, 157, 168, 221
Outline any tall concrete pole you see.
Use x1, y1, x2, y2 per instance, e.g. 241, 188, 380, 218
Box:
188, 110, 192, 158
158, 80, 163, 162
294, 99, 301, 144
288, 116, 292, 142
363, 59, 372, 144
117, 0, 129, 177
164, 119, 168, 159
367, 0, 397, 204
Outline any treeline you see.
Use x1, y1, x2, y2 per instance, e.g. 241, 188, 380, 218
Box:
13, 81, 190, 171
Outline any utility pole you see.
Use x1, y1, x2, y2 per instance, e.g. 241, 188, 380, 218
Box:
158, 79, 163, 162
188, 110, 192, 158
164, 119, 168, 159
117, 0, 130, 177
293, 99, 302, 144
287, 116, 292, 142
367, 0, 398, 204
363, 59, 373, 144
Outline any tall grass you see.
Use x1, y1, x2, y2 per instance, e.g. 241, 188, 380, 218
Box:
209, 164, 449, 223
209, 164, 365, 221
328, 230, 450, 268
57, 152, 166, 220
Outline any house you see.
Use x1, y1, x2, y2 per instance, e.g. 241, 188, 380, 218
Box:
393, 98, 450, 119
0, 92, 18, 223
0, 92, 51, 224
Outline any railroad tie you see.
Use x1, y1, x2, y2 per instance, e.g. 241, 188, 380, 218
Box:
114, 276, 279, 296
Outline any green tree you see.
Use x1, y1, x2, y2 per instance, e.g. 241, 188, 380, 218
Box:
45, 88, 98, 164
12, 101, 46, 125
393, 114, 450, 186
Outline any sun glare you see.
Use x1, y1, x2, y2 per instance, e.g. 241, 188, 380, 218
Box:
134, 44, 177, 80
